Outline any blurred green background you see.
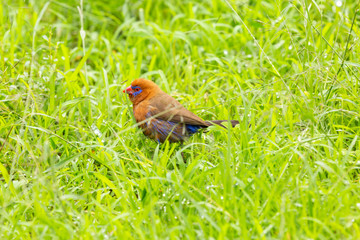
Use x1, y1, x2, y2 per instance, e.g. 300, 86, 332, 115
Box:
1, 0, 360, 239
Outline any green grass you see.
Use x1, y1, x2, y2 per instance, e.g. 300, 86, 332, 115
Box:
1, 0, 360, 238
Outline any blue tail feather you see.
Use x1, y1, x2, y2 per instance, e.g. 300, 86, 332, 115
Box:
186, 124, 202, 134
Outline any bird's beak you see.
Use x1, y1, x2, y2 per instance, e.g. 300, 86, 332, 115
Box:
123, 86, 134, 95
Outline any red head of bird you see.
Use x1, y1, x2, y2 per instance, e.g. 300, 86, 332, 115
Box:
123, 78, 162, 105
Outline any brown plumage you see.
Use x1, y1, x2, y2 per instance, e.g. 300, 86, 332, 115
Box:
123, 78, 239, 143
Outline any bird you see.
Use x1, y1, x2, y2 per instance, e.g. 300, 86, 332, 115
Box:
123, 78, 239, 143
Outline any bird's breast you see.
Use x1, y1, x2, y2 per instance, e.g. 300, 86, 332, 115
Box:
133, 102, 149, 123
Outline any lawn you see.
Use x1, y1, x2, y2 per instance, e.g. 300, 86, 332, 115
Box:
1, 0, 360, 239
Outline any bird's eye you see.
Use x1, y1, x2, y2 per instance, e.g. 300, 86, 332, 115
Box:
135, 88, 140, 92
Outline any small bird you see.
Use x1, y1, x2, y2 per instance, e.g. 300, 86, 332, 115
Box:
123, 78, 239, 143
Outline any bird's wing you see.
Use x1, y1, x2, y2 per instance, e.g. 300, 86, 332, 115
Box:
147, 92, 210, 127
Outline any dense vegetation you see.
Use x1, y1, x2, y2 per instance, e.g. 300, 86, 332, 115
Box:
1, 0, 360, 238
